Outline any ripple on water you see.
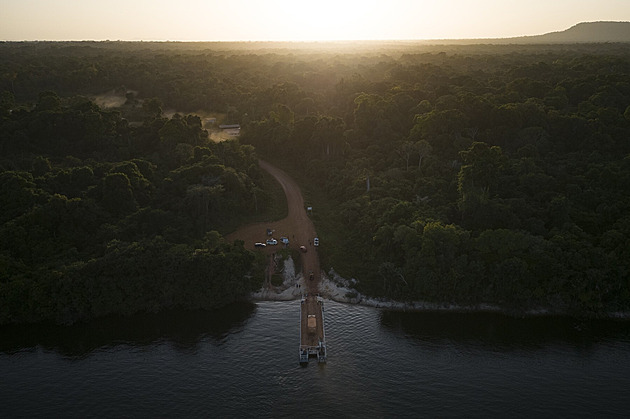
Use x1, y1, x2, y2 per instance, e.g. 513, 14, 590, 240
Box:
1, 300, 630, 417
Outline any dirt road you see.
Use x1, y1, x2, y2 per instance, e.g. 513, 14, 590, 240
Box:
226, 160, 321, 295
227, 161, 326, 360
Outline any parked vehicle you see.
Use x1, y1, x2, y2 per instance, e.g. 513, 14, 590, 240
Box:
266, 238, 278, 245
254, 242, 266, 248
307, 314, 316, 334
266, 228, 273, 236
313, 237, 319, 246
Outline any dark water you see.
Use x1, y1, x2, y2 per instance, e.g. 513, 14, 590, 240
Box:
2, 300, 630, 418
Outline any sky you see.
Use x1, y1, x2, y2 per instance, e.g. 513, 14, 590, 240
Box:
1, 0, 630, 41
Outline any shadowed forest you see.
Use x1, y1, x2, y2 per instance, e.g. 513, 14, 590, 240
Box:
1, 41, 629, 324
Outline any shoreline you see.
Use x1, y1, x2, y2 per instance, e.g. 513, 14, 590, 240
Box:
250, 284, 630, 320
250, 259, 630, 320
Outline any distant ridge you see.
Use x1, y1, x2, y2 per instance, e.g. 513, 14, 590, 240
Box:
513, 21, 630, 43
427, 21, 630, 45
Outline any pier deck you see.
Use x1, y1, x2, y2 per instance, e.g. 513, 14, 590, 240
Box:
299, 294, 326, 364
226, 160, 327, 365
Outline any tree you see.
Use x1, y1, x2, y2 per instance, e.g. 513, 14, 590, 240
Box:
420, 222, 465, 273
184, 184, 223, 230
142, 97, 163, 119
416, 140, 433, 169
36, 91, 61, 112
32, 156, 51, 177
458, 142, 505, 198
396, 141, 415, 170
102, 172, 137, 215
0, 90, 15, 117
312, 116, 346, 158
0, 172, 42, 224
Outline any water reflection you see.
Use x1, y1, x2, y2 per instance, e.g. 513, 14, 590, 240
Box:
0, 302, 256, 357
379, 310, 630, 349
2, 301, 630, 417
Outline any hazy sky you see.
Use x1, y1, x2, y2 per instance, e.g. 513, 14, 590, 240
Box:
2, 0, 630, 41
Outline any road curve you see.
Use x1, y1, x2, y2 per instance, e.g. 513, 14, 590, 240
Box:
226, 160, 321, 295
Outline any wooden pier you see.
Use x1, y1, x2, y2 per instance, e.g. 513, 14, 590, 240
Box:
299, 293, 326, 364
227, 161, 327, 365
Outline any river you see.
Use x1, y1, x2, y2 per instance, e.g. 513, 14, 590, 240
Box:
2, 300, 629, 418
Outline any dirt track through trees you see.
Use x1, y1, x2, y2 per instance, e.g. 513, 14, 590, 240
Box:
226, 160, 321, 296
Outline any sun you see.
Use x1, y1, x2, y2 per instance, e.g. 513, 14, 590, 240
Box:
192, 0, 446, 42
265, 0, 383, 41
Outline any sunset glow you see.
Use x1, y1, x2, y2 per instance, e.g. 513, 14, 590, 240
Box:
1, 0, 630, 41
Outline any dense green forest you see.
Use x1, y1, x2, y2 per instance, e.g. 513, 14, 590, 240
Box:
0, 43, 287, 324
1, 41, 629, 321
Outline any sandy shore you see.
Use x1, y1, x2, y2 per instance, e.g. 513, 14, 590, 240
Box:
250, 257, 630, 319
249, 257, 503, 311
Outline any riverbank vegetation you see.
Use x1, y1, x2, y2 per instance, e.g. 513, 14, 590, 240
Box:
0, 51, 285, 323
243, 44, 630, 317
1, 41, 629, 321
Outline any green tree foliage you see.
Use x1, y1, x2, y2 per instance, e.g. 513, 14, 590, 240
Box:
0, 81, 269, 325
102, 172, 137, 215
240, 43, 630, 315
1, 41, 630, 319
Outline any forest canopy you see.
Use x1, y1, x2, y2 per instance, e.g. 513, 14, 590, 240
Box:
1, 41, 629, 322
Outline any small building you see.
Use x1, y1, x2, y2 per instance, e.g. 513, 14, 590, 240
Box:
219, 124, 240, 136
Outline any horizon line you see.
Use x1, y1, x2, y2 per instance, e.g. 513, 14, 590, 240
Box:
3, 21, 628, 44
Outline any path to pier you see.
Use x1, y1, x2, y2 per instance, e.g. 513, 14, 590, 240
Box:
226, 161, 326, 363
